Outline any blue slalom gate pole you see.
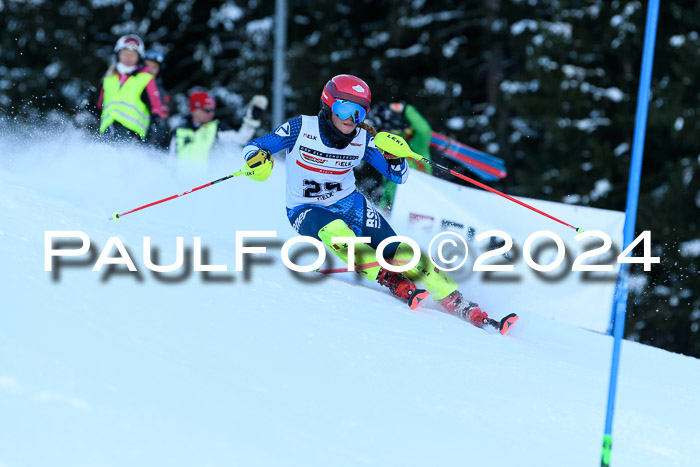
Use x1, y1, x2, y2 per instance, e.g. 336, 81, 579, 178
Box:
601, 1, 660, 466
607, 274, 621, 335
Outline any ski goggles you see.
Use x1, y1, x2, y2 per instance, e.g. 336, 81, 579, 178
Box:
331, 99, 367, 124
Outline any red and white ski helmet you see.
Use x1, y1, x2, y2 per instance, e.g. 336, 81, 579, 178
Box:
114, 34, 145, 58
321, 74, 371, 112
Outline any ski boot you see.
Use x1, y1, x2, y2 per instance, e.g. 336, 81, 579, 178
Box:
377, 268, 429, 310
440, 290, 518, 334
439, 290, 490, 327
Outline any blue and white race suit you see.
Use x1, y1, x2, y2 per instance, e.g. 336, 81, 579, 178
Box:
242, 115, 409, 253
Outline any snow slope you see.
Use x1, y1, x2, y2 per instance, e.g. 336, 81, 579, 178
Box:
1, 124, 699, 467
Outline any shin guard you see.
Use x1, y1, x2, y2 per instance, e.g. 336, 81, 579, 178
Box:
317, 219, 381, 282
392, 242, 458, 301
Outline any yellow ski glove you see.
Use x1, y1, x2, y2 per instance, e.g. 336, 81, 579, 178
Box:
244, 149, 274, 182
374, 132, 424, 161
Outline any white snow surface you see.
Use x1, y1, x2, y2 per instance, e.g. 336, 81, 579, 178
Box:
1, 124, 699, 467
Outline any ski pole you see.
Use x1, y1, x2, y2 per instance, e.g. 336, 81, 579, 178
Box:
374, 132, 584, 233
315, 258, 410, 275
109, 167, 251, 221
315, 261, 382, 275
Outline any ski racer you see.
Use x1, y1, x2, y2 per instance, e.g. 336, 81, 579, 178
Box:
97, 34, 167, 143
239, 74, 492, 329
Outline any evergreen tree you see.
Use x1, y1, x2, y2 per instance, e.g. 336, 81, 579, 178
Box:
0, 0, 697, 356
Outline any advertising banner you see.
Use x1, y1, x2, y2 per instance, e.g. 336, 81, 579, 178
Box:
390, 170, 625, 333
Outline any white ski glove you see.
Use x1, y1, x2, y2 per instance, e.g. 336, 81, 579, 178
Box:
243, 95, 269, 128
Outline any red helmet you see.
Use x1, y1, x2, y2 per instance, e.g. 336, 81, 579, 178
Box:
321, 74, 371, 111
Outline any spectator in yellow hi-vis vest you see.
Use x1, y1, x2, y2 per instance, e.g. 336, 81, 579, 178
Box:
169, 90, 268, 165
97, 34, 167, 143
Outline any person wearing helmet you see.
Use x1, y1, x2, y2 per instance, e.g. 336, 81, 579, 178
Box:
170, 90, 268, 165
143, 49, 171, 149
362, 101, 433, 211
144, 50, 171, 118
97, 34, 167, 143
239, 74, 491, 329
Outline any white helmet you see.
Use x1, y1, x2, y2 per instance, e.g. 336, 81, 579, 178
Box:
114, 34, 145, 58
